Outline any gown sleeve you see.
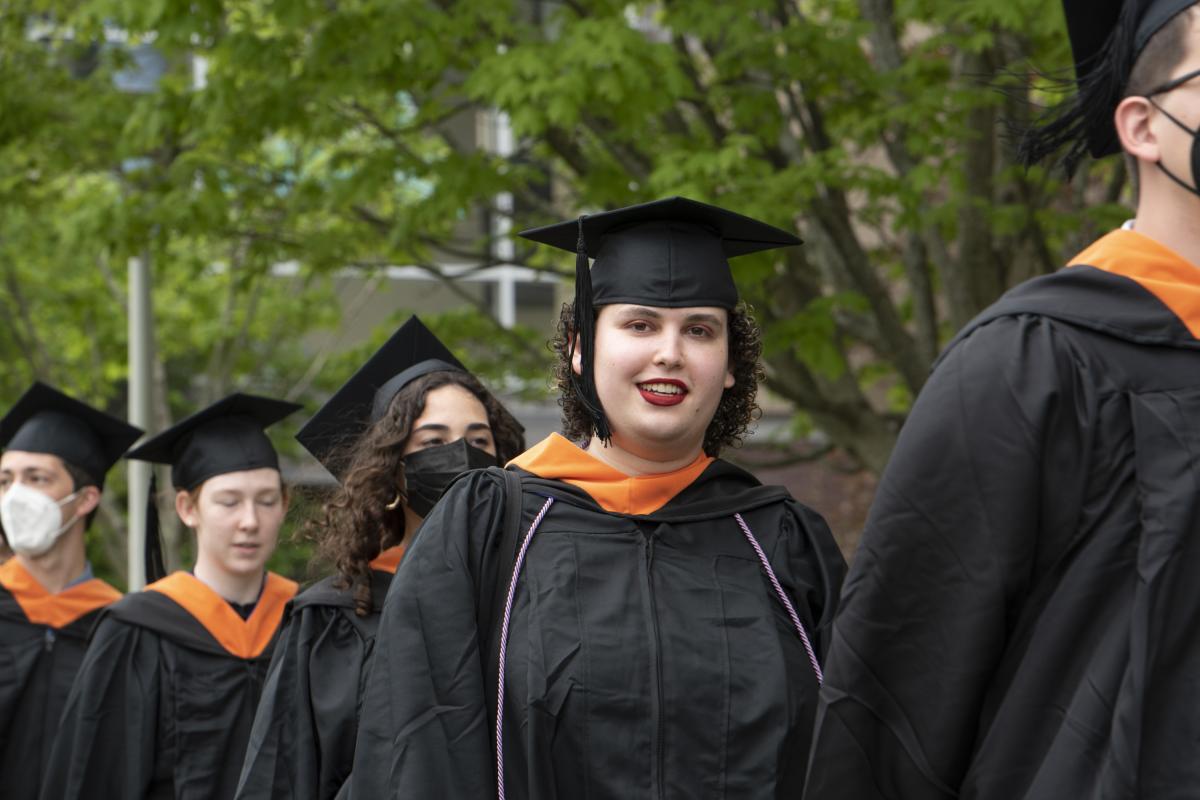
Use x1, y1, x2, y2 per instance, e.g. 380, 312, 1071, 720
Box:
780, 499, 847, 660
39, 616, 161, 800
348, 469, 506, 799
804, 315, 1097, 799
236, 604, 370, 800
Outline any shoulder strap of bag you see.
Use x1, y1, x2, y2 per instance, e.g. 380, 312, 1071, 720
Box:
480, 467, 523, 718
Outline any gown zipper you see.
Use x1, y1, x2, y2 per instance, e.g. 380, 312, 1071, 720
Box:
41, 627, 57, 770
639, 530, 666, 799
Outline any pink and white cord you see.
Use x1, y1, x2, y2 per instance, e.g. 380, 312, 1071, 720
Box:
494, 505, 820, 799
496, 495, 554, 800
733, 512, 823, 685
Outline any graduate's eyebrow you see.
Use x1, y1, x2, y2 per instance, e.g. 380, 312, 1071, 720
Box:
681, 312, 725, 329
0, 465, 54, 479
412, 422, 493, 434
207, 485, 281, 499
625, 306, 662, 318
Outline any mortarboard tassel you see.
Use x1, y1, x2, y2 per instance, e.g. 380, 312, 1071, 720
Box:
569, 216, 611, 444
144, 472, 167, 584
1019, 1, 1144, 173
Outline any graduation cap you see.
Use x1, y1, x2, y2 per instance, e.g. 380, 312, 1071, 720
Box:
1022, 0, 1198, 169
0, 382, 142, 489
518, 196, 801, 442
296, 316, 468, 480
126, 393, 301, 491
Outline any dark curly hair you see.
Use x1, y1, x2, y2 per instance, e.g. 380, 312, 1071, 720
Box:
552, 302, 764, 456
310, 370, 525, 616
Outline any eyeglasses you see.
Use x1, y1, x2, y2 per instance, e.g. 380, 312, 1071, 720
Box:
1149, 67, 1200, 96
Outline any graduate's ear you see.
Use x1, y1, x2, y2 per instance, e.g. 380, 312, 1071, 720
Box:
175, 488, 200, 528
569, 330, 583, 377
1116, 95, 1161, 166
73, 484, 101, 517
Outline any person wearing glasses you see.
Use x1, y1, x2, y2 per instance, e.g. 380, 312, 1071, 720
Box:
806, 3, 1200, 798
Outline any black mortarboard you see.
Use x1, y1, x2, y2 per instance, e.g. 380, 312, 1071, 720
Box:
1022, 0, 1198, 168
126, 393, 301, 490
0, 382, 142, 489
296, 316, 468, 479
518, 196, 801, 442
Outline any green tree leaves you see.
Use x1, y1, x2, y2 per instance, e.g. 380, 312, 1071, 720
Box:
1, 0, 1127, 580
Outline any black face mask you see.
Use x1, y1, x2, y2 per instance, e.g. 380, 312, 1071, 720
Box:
402, 438, 498, 517
1147, 67, 1200, 200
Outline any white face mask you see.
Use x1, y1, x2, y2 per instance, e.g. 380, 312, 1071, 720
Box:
0, 481, 80, 557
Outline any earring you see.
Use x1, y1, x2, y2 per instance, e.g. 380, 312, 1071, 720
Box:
385, 493, 402, 511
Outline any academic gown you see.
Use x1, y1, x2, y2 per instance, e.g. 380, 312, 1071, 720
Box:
40, 570, 298, 800
805, 229, 1200, 799
0, 558, 120, 798
349, 434, 846, 799
235, 547, 405, 800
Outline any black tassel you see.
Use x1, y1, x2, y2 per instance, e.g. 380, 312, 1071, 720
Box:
144, 472, 167, 584
1019, 1, 1142, 174
568, 215, 611, 443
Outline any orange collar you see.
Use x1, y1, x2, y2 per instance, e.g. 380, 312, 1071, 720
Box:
368, 544, 405, 574
146, 571, 298, 659
0, 558, 121, 629
509, 434, 713, 515
1072, 229, 1200, 337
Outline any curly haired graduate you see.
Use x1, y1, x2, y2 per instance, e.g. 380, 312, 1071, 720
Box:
235, 317, 524, 800
349, 197, 846, 798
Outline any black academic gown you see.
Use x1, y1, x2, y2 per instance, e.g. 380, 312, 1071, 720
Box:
805, 229, 1200, 799
235, 554, 402, 800
41, 571, 297, 800
0, 559, 120, 799
349, 449, 846, 799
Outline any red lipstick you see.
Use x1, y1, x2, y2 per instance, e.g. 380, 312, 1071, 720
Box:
637, 379, 688, 407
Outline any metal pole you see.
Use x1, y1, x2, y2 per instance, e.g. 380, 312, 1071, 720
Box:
127, 251, 154, 590
114, 40, 165, 592
490, 110, 517, 330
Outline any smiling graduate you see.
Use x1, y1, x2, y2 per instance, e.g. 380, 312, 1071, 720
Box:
41, 394, 301, 800
348, 197, 846, 798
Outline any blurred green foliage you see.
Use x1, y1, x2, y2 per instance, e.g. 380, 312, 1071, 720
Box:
0, 0, 1129, 585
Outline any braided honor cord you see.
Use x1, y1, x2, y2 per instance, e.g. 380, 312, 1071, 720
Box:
733, 512, 823, 685
496, 496, 555, 800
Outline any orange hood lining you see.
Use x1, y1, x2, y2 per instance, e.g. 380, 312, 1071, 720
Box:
508, 433, 713, 516
1071, 229, 1200, 338
0, 558, 121, 629
147, 571, 298, 659
369, 544, 405, 575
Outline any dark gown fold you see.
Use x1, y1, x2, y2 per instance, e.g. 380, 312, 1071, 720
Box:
350, 460, 846, 798
0, 559, 120, 798
807, 249, 1200, 799
41, 571, 296, 800
236, 565, 397, 800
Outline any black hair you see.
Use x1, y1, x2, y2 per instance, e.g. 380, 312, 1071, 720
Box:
60, 459, 100, 532
1020, 5, 1200, 176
